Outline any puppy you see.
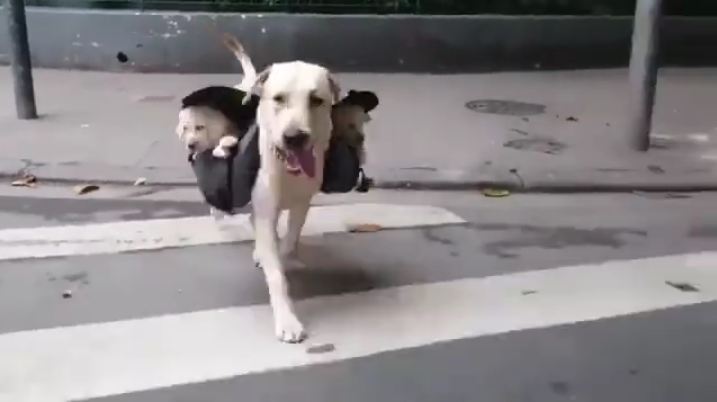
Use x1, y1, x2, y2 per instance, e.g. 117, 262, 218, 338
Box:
331, 90, 379, 165
177, 85, 259, 219
176, 85, 252, 159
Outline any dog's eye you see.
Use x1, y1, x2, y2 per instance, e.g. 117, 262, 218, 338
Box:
309, 95, 324, 108
273, 94, 286, 104
195, 125, 205, 131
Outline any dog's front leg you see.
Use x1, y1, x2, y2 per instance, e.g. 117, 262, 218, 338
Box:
280, 203, 310, 269
253, 192, 306, 343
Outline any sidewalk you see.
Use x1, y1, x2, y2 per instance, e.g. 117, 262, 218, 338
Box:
1, 66, 717, 191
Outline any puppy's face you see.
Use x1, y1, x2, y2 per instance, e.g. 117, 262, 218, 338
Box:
255, 61, 339, 178
175, 106, 228, 153
331, 103, 371, 148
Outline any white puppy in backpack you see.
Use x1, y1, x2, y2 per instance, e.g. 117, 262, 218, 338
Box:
248, 59, 340, 343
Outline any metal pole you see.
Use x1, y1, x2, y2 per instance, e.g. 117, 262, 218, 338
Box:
5, 0, 38, 120
627, 0, 662, 151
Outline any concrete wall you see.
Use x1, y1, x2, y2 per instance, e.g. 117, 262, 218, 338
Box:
1, 8, 716, 73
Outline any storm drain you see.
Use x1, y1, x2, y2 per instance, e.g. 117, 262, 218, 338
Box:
466, 99, 546, 116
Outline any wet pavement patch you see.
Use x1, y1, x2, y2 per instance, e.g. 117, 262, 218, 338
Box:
689, 224, 717, 238
504, 137, 566, 155
466, 99, 546, 116
471, 223, 647, 259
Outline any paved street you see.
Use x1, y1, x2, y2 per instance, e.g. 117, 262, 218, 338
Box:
1, 186, 717, 401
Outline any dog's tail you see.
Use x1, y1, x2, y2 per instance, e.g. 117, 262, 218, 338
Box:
222, 33, 257, 92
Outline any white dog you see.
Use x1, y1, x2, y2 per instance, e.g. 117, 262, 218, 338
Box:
221, 34, 340, 342
249, 61, 340, 342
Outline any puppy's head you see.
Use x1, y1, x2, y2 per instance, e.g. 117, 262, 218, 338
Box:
331, 103, 371, 148
252, 61, 340, 178
331, 90, 378, 153
175, 106, 230, 153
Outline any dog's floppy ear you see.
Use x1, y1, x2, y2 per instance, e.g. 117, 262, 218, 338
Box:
243, 65, 271, 104
328, 73, 341, 103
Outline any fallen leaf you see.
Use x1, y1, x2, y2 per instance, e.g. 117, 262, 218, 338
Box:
74, 184, 100, 195
133, 177, 147, 186
347, 223, 383, 233
11, 174, 37, 188
666, 281, 699, 292
482, 188, 511, 198
566, 116, 579, 122
306, 343, 336, 354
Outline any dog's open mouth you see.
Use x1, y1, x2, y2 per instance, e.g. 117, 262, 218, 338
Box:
275, 146, 316, 178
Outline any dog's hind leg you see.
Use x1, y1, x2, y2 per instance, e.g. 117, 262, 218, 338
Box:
280, 203, 310, 270
252, 188, 306, 343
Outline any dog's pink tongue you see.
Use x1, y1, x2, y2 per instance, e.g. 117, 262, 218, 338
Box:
296, 147, 316, 178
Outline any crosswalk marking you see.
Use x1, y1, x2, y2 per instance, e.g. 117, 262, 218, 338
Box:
2, 251, 716, 402
0, 203, 465, 261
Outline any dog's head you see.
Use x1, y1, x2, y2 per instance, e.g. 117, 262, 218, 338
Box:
175, 106, 230, 153
331, 90, 379, 149
251, 61, 340, 178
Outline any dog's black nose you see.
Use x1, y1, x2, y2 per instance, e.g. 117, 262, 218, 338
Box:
283, 131, 310, 149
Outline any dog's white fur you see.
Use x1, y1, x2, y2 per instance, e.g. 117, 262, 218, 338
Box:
250, 61, 338, 343
225, 33, 341, 342
178, 35, 369, 342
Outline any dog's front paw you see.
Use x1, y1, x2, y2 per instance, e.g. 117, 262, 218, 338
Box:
275, 313, 306, 343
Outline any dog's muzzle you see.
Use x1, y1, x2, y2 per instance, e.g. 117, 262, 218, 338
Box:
283, 131, 310, 150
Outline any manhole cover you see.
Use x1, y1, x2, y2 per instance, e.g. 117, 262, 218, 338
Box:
466, 99, 546, 116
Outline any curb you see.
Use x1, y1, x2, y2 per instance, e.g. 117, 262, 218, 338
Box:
2, 161, 716, 193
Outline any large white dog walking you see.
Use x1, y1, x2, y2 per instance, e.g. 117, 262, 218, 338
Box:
249, 61, 340, 343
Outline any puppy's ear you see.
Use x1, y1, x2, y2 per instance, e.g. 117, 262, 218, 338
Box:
328, 73, 341, 103
243, 66, 271, 104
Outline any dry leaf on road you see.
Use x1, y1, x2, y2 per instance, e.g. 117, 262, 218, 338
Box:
482, 188, 511, 198
74, 184, 100, 195
347, 223, 383, 233
11, 174, 38, 188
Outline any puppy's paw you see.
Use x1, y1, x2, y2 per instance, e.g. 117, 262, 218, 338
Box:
209, 206, 228, 220
275, 313, 306, 343
212, 146, 230, 159
219, 136, 239, 148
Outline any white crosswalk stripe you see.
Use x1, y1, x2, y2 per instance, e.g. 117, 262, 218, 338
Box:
1, 204, 716, 402
0, 203, 464, 261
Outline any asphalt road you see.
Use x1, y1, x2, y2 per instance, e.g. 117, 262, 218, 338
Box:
1, 186, 717, 402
